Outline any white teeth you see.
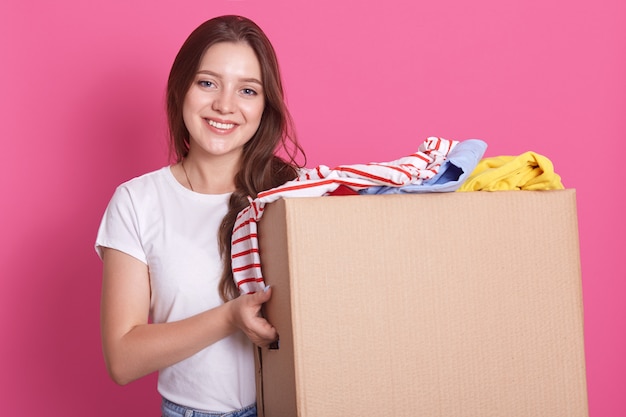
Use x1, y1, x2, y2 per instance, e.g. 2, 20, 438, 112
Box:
208, 120, 235, 130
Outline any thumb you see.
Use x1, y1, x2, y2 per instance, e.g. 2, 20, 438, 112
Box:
255, 284, 272, 303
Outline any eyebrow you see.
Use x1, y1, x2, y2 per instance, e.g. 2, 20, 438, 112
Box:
197, 70, 263, 86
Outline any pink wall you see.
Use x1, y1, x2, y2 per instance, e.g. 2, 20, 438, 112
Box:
1, 0, 623, 415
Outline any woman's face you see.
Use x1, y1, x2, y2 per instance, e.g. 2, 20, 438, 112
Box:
183, 41, 265, 161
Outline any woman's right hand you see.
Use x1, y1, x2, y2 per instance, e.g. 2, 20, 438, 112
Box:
101, 247, 278, 385
101, 247, 266, 385
227, 286, 278, 348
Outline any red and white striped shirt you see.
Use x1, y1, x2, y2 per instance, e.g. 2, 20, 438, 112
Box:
231, 137, 458, 294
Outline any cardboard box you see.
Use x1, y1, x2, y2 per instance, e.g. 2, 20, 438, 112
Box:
256, 190, 588, 417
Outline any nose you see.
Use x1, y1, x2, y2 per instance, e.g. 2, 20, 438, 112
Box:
212, 90, 235, 114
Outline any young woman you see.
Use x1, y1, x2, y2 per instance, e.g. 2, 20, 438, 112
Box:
95, 15, 305, 416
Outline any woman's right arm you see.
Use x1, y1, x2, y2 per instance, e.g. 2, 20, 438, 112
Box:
100, 247, 277, 385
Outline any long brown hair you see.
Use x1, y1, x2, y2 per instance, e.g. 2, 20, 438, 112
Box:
166, 15, 305, 300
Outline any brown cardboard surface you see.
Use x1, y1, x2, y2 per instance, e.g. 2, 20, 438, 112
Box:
256, 190, 588, 417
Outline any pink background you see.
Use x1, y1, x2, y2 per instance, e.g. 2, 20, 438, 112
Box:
1, 0, 624, 415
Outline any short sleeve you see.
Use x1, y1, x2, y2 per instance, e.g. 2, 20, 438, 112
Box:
95, 185, 147, 264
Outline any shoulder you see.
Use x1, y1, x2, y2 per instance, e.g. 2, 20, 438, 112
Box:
107, 166, 174, 210
116, 166, 171, 193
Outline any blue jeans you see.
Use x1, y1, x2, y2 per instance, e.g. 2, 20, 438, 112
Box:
161, 397, 257, 417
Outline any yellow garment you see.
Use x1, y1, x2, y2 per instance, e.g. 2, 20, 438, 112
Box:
457, 151, 564, 191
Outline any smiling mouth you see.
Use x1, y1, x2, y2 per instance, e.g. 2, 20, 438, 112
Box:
207, 119, 236, 130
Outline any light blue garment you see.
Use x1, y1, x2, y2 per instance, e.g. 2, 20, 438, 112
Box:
162, 397, 257, 417
358, 139, 487, 195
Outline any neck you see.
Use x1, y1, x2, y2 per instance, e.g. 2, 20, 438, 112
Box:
181, 154, 239, 194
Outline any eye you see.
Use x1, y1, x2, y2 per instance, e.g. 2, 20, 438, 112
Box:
241, 88, 258, 96
198, 80, 215, 88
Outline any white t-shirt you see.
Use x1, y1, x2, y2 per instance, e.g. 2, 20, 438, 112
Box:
95, 166, 256, 412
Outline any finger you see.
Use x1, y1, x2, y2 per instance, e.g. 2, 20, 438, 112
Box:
251, 313, 278, 344
254, 285, 272, 304
247, 323, 278, 347
256, 329, 279, 348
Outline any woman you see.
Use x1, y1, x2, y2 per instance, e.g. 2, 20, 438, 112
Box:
95, 15, 305, 416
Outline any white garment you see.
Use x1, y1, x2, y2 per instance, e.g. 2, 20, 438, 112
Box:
232, 137, 458, 294
95, 167, 255, 412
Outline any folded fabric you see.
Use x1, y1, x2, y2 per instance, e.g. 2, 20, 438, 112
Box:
457, 151, 564, 191
232, 137, 459, 294
359, 139, 487, 195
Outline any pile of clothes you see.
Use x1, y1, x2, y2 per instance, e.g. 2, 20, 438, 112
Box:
231, 137, 564, 294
